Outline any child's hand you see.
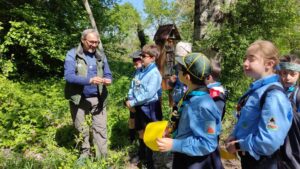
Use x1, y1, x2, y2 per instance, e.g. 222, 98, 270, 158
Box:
156, 138, 173, 152
125, 100, 136, 112
225, 141, 239, 154
225, 135, 235, 144
169, 75, 177, 83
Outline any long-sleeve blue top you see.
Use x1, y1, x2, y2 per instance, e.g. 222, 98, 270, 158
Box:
128, 62, 162, 107
172, 91, 221, 156
232, 74, 293, 160
64, 47, 112, 97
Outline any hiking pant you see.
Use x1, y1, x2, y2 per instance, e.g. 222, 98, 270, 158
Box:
70, 96, 107, 158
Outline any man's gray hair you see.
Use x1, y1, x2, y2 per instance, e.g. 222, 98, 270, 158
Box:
81, 29, 99, 40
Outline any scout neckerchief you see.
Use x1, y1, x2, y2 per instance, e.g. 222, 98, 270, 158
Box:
133, 63, 157, 87
236, 75, 279, 118
170, 87, 208, 138
207, 82, 221, 88
138, 63, 156, 80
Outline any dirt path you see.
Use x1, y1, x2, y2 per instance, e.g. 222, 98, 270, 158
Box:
126, 152, 241, 169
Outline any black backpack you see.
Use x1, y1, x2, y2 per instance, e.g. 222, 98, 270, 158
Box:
260, 85, 300, 169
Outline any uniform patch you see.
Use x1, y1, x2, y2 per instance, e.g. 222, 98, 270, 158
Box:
267, 117, 278, 130
209, 89, 220, 98
205, 121, 216, 135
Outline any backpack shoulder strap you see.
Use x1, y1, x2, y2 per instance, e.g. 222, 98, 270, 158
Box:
260, 85, 285, 110
295, 87, 300, 110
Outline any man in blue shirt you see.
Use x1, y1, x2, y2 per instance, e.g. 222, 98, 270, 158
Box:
64, 29, 112, 159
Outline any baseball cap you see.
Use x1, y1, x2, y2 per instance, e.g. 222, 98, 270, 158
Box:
129, 50, 142, 59
175, 53, 211, 80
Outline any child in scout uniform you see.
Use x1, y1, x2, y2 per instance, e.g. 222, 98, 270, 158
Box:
205, 58, 227, 120
279, 54, 300, 111
125, 44, 162, 169
156, 53, 223, 169
127, 50, 143, 143
205, 58, 227, 169
278, 54, 300, 169
225, 40, 293, 169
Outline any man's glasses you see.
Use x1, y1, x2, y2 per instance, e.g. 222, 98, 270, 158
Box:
85, 39, 100, 45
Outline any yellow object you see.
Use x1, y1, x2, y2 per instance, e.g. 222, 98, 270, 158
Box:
143, 121, 168, 151
219, 147, 237, 160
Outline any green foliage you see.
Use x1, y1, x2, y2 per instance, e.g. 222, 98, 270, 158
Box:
107, 3, 141, 39
144, 0, 174, 26
191, 0, 300, 122
0, 0, 141, 79
171, 0, 195, 41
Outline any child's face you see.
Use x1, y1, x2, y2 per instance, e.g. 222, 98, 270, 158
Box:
243, 45, 272, 80
133, 59, 142, 69
178, 65, 188, 85
141, 53, 155, 67
280, 70, 300, 88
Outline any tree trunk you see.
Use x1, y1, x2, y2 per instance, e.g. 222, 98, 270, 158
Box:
82, 0, 105, 56
193, 0, 235, 41
137, 24, 147, 49
193, 0, 201, 41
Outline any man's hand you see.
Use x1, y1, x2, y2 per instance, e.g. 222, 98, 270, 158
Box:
156, 138, 173, 152
102, 78, 112, 85
89, 77, 111, 85
89, 77, 103, 85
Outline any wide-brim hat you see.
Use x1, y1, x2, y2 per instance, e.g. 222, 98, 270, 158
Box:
175, 53, 211, 80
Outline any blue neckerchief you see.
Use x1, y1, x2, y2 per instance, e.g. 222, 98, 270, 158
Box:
207, 82, 221, 89
172, 89, 208, 138
240, 74, 280, 102
138, 63, 156, 80
236, 75, 280, 116
287, 84, 296, 92
178, 90, 208, 113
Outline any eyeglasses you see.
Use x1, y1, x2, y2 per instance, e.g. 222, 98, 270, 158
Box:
85, 39, 100, 45
140, 53, 149, 58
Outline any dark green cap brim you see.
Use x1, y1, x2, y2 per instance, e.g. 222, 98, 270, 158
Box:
175, 56, 187, 68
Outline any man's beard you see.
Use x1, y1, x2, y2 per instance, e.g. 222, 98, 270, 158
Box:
87, 48, 96, 53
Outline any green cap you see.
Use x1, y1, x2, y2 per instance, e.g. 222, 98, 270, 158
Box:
175, 53, 211, 80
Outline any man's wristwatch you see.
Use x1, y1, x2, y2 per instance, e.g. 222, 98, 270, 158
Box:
235, 142, 240, 151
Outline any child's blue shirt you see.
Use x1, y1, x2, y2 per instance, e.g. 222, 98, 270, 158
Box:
128, 63, 162, 106
172, 90, 221, 156
233, 74, 293, 160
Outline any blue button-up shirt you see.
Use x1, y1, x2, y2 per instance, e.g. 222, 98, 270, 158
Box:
232, 74, 293, 160
172, 91, 221, 156
128, 63, 162, 107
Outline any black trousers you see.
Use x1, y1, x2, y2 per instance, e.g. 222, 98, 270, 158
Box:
239, 151, 279, 169
172, 152, 214, 169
